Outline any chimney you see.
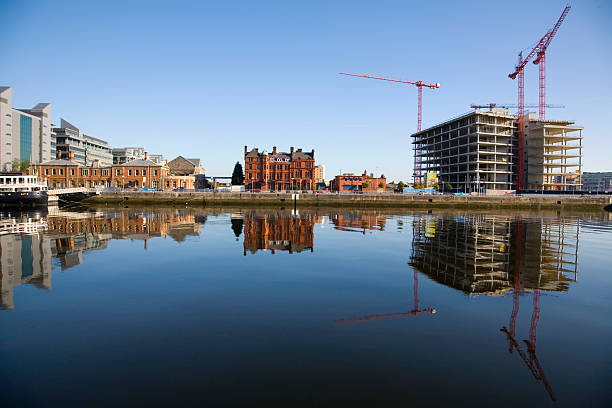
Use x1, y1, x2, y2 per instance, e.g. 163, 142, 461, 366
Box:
311, 149, 315, 157
297, 148, 302, 153
273, 146, 276, 154
69, 152, 75, 162
244, 145, 247, 154
56, 150, 61, 159
290, 146, 294, 154
144, 152, 148, 160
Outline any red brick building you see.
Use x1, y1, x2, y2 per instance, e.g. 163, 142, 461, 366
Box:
331, 171, 386, 192
244, 146, 315, 191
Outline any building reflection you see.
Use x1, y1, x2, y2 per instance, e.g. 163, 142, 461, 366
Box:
409, 215, 579, 295
330, 212, 386, 234
0, 209, 203, 309
409, 215, 581, 402
242, 211, 315, 255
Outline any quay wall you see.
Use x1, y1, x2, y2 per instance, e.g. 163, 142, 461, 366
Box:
83, 191, 612, 210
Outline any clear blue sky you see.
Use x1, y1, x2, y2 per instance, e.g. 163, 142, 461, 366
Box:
2, 0, 611, 181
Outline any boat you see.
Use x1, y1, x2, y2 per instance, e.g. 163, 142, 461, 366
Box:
0, 172, 49, 207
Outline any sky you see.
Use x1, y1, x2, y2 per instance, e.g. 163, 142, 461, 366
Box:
2, 0, 611, 182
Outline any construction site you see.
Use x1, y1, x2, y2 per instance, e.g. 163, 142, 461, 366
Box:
343, 6, 584, 194
411, 108, 583, 193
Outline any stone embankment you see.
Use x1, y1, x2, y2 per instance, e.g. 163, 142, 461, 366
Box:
84, 191, 612, 210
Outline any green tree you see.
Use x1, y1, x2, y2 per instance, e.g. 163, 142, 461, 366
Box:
231, 162, 244, 185
11, 158, 20, 171
20, 159, 30, 173
433, 182, 440, 191
362, 182, 369, 190
397, 181, 405, 192
445, 183, 453, 192
378, 182, 385, 189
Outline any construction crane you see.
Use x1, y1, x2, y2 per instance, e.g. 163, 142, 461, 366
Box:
336, 269, 435, 325
339, 72, 440, 185
533, 6, 571, 120
470, 103, 565, 111
508, 5, 571, 190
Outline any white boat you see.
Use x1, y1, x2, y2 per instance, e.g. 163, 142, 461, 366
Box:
0, 172, 49, 207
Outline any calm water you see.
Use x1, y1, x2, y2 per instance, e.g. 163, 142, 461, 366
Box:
1, 207, 611, 407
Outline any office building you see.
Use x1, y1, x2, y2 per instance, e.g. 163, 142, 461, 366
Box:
0, 86, 53, 170
582, 172, 612, 192
52, 119, 112, 167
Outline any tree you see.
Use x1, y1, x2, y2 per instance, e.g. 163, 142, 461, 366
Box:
378, 182, 385, 189
432, 182, 440, 191
231, 218, 244, 240
11, 158, 20, 171
445, 183, 453, 192
362, 182, 369, 190
20, 159, 30, 173
397, 181, 405, 192
231, 162, 244, 185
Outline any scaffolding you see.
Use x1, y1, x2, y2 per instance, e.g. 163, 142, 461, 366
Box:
411, 110, 517, 192
526, 117, 583, 190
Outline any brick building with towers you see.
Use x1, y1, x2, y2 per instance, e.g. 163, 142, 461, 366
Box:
244, 146, 315, 191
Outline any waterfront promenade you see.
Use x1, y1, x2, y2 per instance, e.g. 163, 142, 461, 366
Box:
84, 191, 612, 210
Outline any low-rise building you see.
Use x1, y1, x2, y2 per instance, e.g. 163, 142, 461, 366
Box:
31, 153, 175, 189
582, 172, 612, 192
331, 171, 386, 192
167, 156, 204, 175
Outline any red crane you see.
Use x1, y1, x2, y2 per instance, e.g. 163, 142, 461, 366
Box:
533, 5, 571, 120
340, 72, 440, 184
508, 39, 548, 191
508, 5, 571, 190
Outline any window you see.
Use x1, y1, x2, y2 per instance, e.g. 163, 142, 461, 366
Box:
52, 169, 56, 175
154, 170, 158, 176
135, 170, 139, 176
45, 169, 49, 175
70, 169, 75, 176
116, 169, 121, 176
59, 169, 63, 175
142, 170, 146, 176
128, 170, 132, 176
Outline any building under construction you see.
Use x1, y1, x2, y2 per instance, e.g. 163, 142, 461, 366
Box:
411, 109, 583, 192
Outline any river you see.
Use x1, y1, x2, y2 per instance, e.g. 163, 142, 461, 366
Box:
1, 207, 611, 407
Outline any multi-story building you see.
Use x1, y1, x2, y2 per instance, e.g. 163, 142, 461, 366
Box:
52, 119, 112, 167
525, 113, 583, 190
244, 146, 315, 191
314, 164, 325, 183
411, 109, 584, 192
0, 86, 53, 169
112, 147, 145, 164
582, 172, 612, 192
331, 171, 386, 192
112, 147, 164, 165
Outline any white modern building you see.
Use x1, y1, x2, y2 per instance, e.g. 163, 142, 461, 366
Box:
52, 119, 113, 167
0, 86, 53, 170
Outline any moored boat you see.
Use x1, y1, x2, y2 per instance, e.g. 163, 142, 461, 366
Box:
0, 172, 48, 207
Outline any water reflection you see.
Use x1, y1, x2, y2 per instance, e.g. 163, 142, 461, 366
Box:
0, 208, 204, 309
407, 214, 583, 402
241, 211, 316, 255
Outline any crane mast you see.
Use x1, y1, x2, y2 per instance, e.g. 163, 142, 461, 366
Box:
339, 72, 440, 185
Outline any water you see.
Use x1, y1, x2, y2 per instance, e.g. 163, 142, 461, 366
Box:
1, 207, 611, 407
